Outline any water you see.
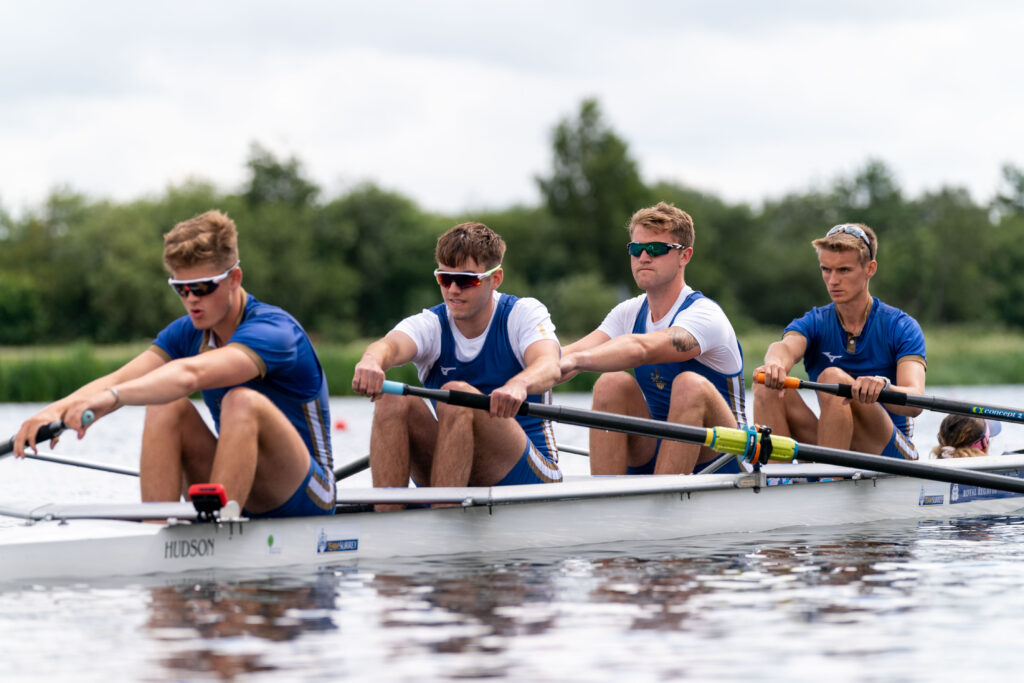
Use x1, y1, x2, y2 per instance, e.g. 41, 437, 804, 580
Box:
3, 389, 1024, 681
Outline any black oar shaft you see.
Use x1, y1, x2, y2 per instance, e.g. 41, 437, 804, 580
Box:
793, 441, 1024, 494
334, 455, 370, 481
384, 381, 1024, 497
796, 378, 1024, 424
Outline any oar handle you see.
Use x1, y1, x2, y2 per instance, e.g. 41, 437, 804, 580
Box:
1, 410, 95, 458
754, 372, 909, 405
382, 380, 507, 413
755, 372, 1024, 423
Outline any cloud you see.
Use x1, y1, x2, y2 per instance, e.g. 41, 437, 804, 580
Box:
1, 1, 1022, 216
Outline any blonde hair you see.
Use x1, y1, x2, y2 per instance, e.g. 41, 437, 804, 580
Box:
628, 202, 695, 248
163, 210, 239, 273
811, 223, 877, 266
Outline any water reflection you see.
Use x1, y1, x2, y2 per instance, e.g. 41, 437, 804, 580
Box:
145, 572, 338, 679
63, 514, 1024, 681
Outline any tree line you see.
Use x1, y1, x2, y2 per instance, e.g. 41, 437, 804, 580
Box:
3, 98, 1024, 346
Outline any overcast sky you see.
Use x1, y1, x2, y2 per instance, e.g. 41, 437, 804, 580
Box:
2, 1, 1022, 218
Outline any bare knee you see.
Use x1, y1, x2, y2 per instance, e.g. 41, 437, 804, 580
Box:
670, 371, 713, 398
817, 366, 853, 383
219, 386, 266, 419
592, 372, 639, 410
752, 381, 779, 410
372, 393, 418, 424
435, 400, 475, 428
435, 381, 481, 425
145, 397, 198, 429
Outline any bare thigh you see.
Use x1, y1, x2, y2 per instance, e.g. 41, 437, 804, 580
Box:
592, 371, 658, 469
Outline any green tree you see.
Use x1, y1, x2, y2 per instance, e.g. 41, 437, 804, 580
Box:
243, 143, 319, 208
322, 184, 442, 337
537, 99, 652, 289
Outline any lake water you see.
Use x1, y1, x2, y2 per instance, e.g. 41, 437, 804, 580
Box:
3, 388, 1024, 681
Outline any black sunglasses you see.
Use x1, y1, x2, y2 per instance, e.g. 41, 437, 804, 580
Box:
168, 261, 240, 297
627, 241, 685, 258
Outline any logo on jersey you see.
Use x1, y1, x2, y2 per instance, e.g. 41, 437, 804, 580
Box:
650, 368, 667, 391
440, 366, 456, 376
822, 351, 843, 363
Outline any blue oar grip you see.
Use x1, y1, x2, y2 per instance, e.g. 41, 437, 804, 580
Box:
381, 380, 405, 396
82, 410, 95, 426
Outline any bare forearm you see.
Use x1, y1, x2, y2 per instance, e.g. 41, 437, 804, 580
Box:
112, 361, 203, 405
359, 338, 399, 372
569, 335, 648, 374
762, 340, 799, 371
507, 358, 561, 395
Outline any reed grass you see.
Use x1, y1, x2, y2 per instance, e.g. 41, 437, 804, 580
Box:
2, 325, 1023, 402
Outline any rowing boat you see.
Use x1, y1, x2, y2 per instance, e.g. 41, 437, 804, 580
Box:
3, 454, 1024, 584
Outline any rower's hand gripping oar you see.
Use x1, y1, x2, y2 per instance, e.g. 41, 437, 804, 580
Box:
755, 372, 1024, 425
1, 410, 95, 458
381, 380, 1024, 496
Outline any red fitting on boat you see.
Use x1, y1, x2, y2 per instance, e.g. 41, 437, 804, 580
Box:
188, 483, 227, 521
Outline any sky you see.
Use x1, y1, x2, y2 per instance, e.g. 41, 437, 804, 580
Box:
2, 1, 1023, 218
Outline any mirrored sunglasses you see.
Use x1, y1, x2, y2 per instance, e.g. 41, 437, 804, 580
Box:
627, 241, 685, 258
433, 264, 501, 289
826, 224, 874, 260
168, 261, 240, 297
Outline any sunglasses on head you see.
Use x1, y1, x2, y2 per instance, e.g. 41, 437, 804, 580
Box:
433, 263, 501, 289
826, 224, 874, 260
627, 241, 685, 258
168, 261, 240, 297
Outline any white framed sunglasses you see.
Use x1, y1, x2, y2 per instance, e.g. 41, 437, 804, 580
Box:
433, 263, 501, 288
168, 261, 240, 297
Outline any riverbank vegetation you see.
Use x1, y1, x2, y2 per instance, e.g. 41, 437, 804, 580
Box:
3, 98, 1024, 400
3, 325, 1022, 402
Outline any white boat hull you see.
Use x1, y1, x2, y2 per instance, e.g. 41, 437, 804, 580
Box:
3, 457, 1024, 584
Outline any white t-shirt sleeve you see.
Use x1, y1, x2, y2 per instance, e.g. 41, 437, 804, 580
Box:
596, 295, 646, 339
507, 297, 559, 366
671, 298, 743, 375
393, 310, 442, 382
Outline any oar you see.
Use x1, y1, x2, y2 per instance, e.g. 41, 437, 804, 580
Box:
381, 380, 1024, 496
755, 372, 1024, 424
25, 451, 139, 477
0, 410, 94, 458
5, 415, 372, 482
334, 455, 369, 481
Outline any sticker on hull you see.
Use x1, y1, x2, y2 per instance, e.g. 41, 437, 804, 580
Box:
949, 469, 1024, 504
316, 523, 360, 554
918, 481, 946, 506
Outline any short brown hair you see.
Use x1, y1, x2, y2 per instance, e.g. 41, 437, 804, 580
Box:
628, 202, 694, 248
812, 223, 877, 266
435, 222, 506, 269
163, 210, 239, 273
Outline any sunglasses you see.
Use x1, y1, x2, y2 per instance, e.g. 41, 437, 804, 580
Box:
433, 263, 501, 289
168, 261, 240, 297
627, 241, 685, 258
826, 224, 874, 260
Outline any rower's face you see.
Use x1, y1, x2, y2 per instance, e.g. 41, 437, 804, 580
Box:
628, 226, 690, 291
170, 262, 240, 330
436, 257, 501, 322
818, 248, 875, 304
